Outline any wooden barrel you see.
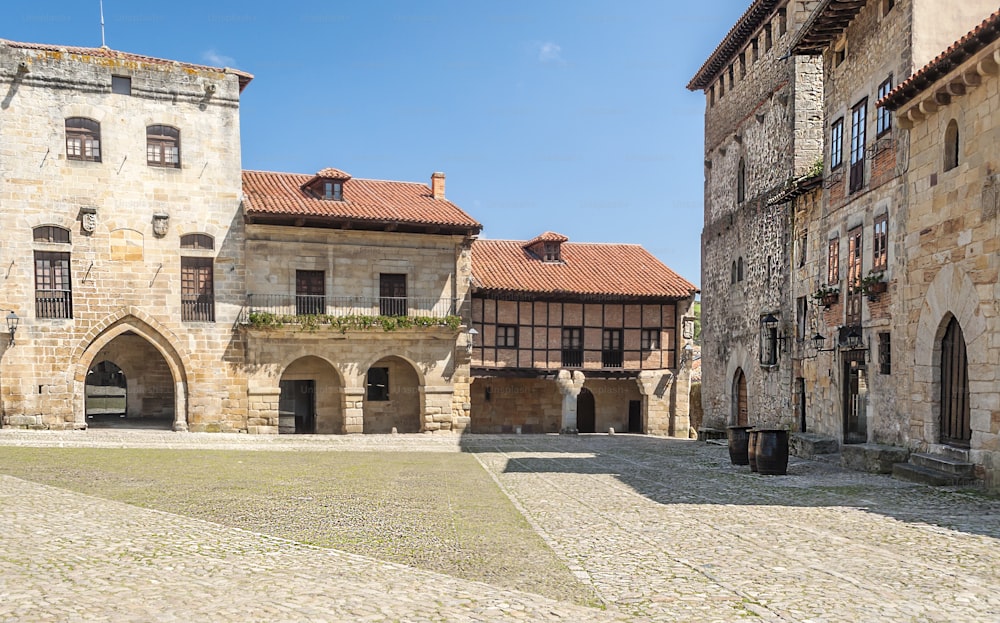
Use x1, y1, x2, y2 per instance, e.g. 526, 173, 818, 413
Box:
747, 429, 759, 472
726, 425, 753, 465
755, 429, 790, 475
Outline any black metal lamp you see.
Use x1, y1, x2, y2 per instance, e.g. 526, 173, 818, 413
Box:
6, 311, 19, 346
761, 313, 787, 352
812, 332, 834, 352
845, 326, 864, 350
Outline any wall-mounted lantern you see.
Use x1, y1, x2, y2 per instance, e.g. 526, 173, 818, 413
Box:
467, 327, 478, 353
6, 311, 19, 346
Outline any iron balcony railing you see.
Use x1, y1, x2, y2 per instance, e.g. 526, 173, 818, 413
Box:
240, 294, 458, 323
35, 290, 73, 319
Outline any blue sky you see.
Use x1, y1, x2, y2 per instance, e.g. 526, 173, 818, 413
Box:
6, 0, 752, 288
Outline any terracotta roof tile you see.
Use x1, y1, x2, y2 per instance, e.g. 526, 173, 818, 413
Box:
880, 8, 1000, 110
524, 231, 569, 246
0, 38, 254, 91
472, 239, 698, 299
242, 169, 482, 230
315, 168, 352, 180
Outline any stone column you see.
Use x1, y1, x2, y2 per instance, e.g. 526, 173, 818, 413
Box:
556, 370, 586, 433
172, 381, 188, 432
637, 371, 674, 437
423, 385, 456, 432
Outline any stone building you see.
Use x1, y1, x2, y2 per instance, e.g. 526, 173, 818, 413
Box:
239, 168, 481, 434
0, 39, 252, 432
788, 0, 996, 465
880, 9, 1000, 486
469, 233, 698, 435
687, 0, 824, 434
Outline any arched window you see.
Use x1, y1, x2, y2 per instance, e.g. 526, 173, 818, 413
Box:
943, 120, 959, 172
66, 118, 101, 162
731, 261, 738, 284
737, 257, 745, 282
180, 233, 214, 250
147, 125, 181, 168
33, 225, 71, 244
737, 157, 746, 203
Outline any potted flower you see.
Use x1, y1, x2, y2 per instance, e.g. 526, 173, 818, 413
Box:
860, 270, 887, 298
813, 285, 840, 307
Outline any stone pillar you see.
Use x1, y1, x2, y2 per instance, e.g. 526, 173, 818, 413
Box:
247, 384, 281, 434
556, 369, 585, 433
172, 381, 188, 432
423, 385, 456, 433
343, 387, 365, 434
637, 371, 674, 437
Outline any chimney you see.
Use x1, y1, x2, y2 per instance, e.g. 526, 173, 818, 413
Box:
431, 172, 445, 199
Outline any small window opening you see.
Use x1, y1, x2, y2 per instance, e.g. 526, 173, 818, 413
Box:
944, 120, 959, 171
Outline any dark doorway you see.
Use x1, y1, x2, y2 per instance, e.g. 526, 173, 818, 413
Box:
577, 388, 596, 433
628, 400, 642, 433
843, 350, 867, 444
940, 317, 971, 447
279, 380, 316, 434
733, 368, 748, 426
797, 377, 807, 432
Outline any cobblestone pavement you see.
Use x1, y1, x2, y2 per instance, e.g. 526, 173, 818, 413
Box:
2, 430, 1000, 622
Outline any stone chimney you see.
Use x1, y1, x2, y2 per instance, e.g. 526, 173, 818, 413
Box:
431, 172, 445, 199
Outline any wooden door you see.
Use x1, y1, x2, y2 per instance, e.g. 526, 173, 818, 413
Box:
940, 318, 971, 447
577, 388, 596, 433
733, 369, 748, 426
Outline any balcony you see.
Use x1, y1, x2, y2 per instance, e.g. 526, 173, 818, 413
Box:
36, 290, 73, 319
239, 294, 461, 328
182, 294, 215, 322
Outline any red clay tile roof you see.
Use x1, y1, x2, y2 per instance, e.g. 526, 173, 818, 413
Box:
0, 39, 253, 92
242, 169, 482, 231
880, 9, 1000, 110
315, 168, 352, 180
687, 0, 782, 90
524, 231, 569, 246
472, 239, 698, 299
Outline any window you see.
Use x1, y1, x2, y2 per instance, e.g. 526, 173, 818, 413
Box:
180, 234, 214, 250
641, 329, 660, 351
379, 273, 407, 316
367, 367, 389, 401
181, 257, 214, 322
777, 8, 787, 36
873, 214, 888, 271
65, 118, 101, 162
709, 84, 715, 107
850, 98, 867, 193
543, 242, 561, 262
751, 38, 759, 62
831, 118, 844, 169
796, 296, 808, 340
846, 227, 863, 325
737, 157, 746, 203
728, 64, 735, 89
561, 327, 583, 367
877, 76, 893, 136
602, 329, 623, 368
731, 261, 737, 284
878, 332, 891, 375
497, 325, 518, 348
719, 77, 725, 98
764, 22, 773, 51
111, 75, 131, 95
944, 119, 959, 171
882, 0, 896, 16
833, 38, 847, 67
34, 251, 72, 319
296, 270, 325, 316
33, 225, 71, 244
323, 181, 343, 201
737, 257, 745, 282
827, 238, 840, 285
797, 229, 807, 268
146, 125, 180, 168
739, 52, 746, 78
760, 315, 778, 366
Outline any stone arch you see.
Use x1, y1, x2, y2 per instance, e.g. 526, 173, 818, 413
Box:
913, 265, 989, 448
732, 367, 748, 426
278, 355, 345, 434
357, 351, 428, 387
363, 355, 424, 434
72, 308, 192, 431
722, 342, 753, 427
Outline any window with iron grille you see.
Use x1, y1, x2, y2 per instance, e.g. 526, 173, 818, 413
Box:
850, 99, 867, 193
367, 367, 389, 401
873, 213, 888, 271
827, 238, 839, 285
34, 251, 72, 319
831, 118, 844, 170
181, 257, 214, 322
66, 118, 101, 162
379, 273, 407, 316
878, 332, 891, 375
561, 327, 583, 367
641, 329, 660, 351
147, 125, 180, 168
602, 329, 623, 368
877, 76, 893, 136
497, 324, 518, 348
296, 270, 325, 316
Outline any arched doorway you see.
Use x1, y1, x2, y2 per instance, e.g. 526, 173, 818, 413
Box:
279, 356, 343, 434
85, 361, 127, 421
85, 333, 175, 429
364, 356, 421, 433
732, 368, 748, 426
577, 388, 596, 433
940, 317, 971, 447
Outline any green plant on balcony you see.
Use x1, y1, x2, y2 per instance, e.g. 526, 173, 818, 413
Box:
245, 311, 462, 333
859, 270, 887, 298
813, 285, 840, 307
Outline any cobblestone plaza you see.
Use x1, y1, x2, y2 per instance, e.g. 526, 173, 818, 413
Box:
2, 431, 998, 622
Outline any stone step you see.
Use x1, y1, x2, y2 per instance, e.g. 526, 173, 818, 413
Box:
841, 443, 910, 474
910, 452, 975, 477
892, 462, 977, 487
789, 432, 839, 459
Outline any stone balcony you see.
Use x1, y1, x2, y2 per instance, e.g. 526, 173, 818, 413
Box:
237, 294, 462, 330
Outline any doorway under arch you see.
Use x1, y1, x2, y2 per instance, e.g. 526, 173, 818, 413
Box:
84, 333, 174, 429
940, 316, 971, 447
732, 368, 748, 426
279, 356, 344, 434
364, 356, 422, 433
577, 387, 596, 433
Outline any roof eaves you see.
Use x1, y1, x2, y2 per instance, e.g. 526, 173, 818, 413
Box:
789, 0, 866, 56
687, 0, 782, 91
